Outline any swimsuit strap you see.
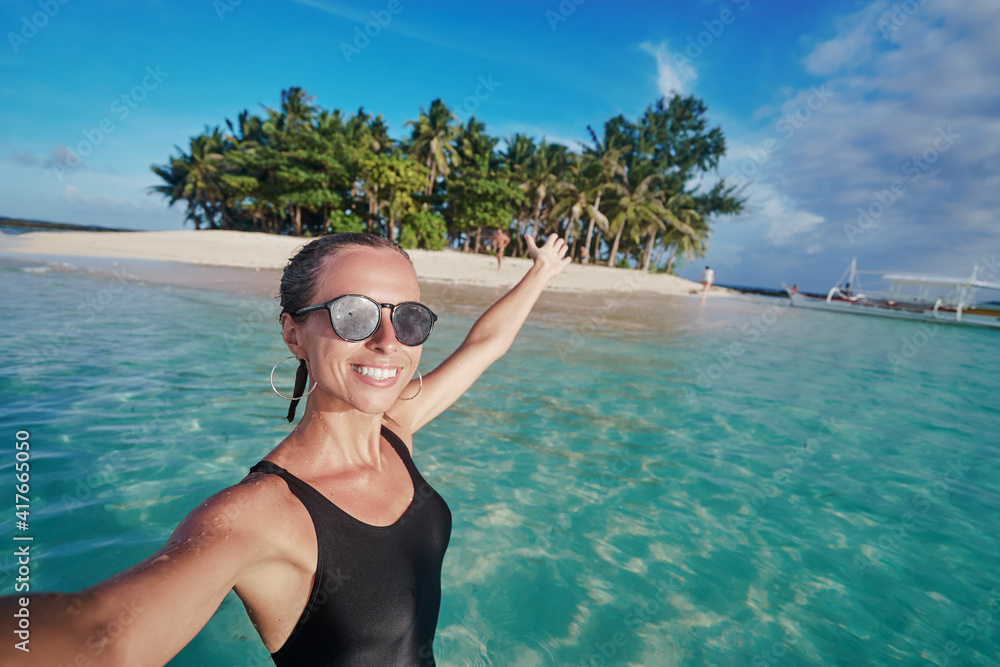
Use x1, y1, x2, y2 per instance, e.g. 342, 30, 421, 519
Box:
248, 425, 420, 529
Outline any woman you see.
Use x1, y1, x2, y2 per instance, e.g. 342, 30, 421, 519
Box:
3, 231, 570, 666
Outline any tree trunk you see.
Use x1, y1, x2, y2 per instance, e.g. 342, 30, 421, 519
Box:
583, 192, 601, 265
293, 205, 302, 236
640, 232, 656, 271
425, 155, 437, 196
531, 191, 544, 237
664, 245, 677, 274
388, 211, 396, 243
559, 213, 574, 242
607, 225, 623, 267
368, 184, 378, 233
651, 244, 667, 271
473, 226, 482, 253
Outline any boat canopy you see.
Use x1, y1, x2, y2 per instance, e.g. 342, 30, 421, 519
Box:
882, 273, 1000, 291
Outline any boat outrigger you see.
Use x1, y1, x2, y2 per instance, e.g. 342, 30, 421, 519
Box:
783, 258, 1000, 330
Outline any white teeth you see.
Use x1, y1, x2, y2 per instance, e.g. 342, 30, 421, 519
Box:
351, 365, 397, 381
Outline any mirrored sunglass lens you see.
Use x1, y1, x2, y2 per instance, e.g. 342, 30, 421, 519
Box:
393, 304, 434, 345
330, 296, 379, 341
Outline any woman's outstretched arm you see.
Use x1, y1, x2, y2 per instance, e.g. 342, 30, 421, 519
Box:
1, 482, 270, 667
392, 233, 571, 434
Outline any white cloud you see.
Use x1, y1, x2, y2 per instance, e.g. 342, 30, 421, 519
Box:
757, 184, 825, 245
752, 105, 776, 121
715, 0, 1000, 286
804, 1, 888, 75
640, 41, 696, 96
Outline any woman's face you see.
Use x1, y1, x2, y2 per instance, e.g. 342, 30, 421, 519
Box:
283, 246, 423, 415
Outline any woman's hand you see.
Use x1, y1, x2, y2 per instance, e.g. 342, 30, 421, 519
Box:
525, 233, 572, 280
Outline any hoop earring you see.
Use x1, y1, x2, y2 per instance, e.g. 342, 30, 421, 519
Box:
398, 369, 422, 401
270, 356, 318, 400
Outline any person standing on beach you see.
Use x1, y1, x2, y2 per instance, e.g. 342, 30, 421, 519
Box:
1, 231, 571, 667
491, 228, 510, 269
700, 265, 715, 303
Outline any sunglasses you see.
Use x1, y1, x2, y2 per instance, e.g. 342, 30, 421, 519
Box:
295, 294, 437, 346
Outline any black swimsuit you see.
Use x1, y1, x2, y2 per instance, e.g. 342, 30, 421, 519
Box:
249, 426, 452, 666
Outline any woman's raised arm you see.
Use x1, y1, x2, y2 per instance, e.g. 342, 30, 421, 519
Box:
1, 480, 272, 667
393, 233, 571, 434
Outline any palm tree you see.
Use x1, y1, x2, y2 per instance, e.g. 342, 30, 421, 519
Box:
149, 157, 194, 227
218, 91, 343, 236
637, 192, 701, 271
520, 140, 569, 238
254, 88, 324, 235
149, 89, 744, 252
404, 99, 460, 195
343, 108, 393, 155
361, 152, 427, 242
550, 155, 605, 249
225, 109, 266, 146
601, 163, 683, 268
275, 86, 317, 132
661, 212, 709, 274
449, 118, 501, 249
455, 117, 497, 169
499, 133, 537, 246
550, 163, 588, 244
578, 124, 630, 264
150, 128, 230, 230
501, 133, 536, 173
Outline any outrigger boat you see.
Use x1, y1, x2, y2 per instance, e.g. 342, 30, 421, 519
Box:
783, 258, 1000, 330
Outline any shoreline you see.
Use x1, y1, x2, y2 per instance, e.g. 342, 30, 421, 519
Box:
0, 251, 753, 332
0, 229, 733, 299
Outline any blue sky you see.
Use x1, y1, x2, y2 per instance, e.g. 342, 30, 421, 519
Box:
1, 0, 998, 290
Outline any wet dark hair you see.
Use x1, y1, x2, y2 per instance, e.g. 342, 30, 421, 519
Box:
278, 233, 412, 324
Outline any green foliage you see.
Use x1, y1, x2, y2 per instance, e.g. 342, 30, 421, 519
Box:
149, 87, 743, 266
446, 165, 524, 233
358, 152, 428, 240
327, 209, 365, 234
404, 99, 460, 196
399, 209, 447, 250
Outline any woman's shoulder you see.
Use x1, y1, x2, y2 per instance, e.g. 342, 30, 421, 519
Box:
180, 466, 304, 536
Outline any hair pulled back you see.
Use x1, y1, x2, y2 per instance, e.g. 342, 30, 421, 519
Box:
279, 233, 412, 324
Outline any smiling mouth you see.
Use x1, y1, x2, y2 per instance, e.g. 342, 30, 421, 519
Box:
350, 365, 398, 381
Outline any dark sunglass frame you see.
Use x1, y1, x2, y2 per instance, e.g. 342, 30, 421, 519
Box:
294, 294, 438, 346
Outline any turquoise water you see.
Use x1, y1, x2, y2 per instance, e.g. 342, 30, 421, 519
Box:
1, 258, 998, 666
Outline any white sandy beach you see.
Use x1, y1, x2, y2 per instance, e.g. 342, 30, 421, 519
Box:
0, 229, 727, 297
